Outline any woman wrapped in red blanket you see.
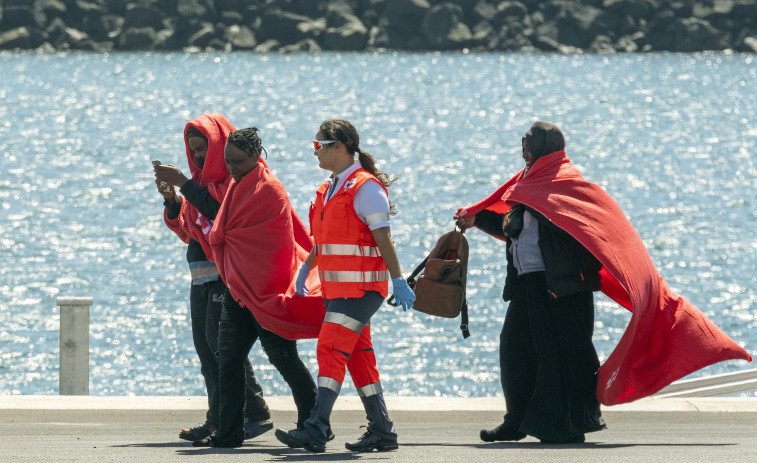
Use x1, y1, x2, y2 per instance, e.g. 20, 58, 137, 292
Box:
455, 121, 750, 444
192, 127, 326, 448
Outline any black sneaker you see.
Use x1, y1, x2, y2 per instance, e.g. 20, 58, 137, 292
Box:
179, 421, 216, 441
480, 422, 526, 442
274, 428, 326, 453
344, 431, 398, 452
243, 418, 274, 440
192, 432, 242, 448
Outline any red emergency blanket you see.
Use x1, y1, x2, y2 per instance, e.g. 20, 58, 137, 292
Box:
209, 159, 325, 340
164, 113, 233, 262
457, 150, 751, 405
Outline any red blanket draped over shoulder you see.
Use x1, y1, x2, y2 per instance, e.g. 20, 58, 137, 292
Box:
209, 159, 325, 340
163, 113, 234, 262
457, 150, 751, 405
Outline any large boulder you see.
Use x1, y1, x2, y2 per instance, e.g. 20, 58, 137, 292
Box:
225, 24, 257, 49
123, 4, 165, 30
320, 16, 369, 50
471, 1, 497, 24
35, 0, 67, 22
422, 3, 473, 50
529, 20, 560, 51
375, 0, 430, 49
80, 12, 123, 41
176, 0, 217, 20
649, 12, 728, 51
0, 27, 32, 49
676, 17, 730, 51
555, 4, 604, 49
647, 10, 678, 51
597, 0, 640, 38
1, 5, 45, 29
45, 17, 93, 49
492, 0, 529, 32
185, 21, 216, 48
257, 8, 325, 45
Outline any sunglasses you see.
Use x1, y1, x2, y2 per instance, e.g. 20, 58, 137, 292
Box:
313, 140, 337, 151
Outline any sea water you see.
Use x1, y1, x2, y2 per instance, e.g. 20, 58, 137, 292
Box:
0, 51, 755, 396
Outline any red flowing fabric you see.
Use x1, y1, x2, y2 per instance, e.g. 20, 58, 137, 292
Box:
163, 113, 234, 262
209, 159, 325, 340
457, 150, 751, 405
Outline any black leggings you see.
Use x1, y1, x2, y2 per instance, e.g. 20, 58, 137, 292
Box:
214, 288, 316, 446
189, 279, 269, 426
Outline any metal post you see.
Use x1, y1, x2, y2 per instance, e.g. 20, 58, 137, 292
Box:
57, 297, 93, 395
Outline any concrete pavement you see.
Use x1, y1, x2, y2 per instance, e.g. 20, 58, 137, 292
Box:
1, 396, 756, 462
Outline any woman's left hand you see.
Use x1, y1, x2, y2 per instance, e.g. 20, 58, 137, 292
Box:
453, 212, 475, 230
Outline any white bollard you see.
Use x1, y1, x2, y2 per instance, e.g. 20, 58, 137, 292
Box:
57, 297, 93, 395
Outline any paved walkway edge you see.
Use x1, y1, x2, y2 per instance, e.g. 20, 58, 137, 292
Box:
1, 395, 756, 412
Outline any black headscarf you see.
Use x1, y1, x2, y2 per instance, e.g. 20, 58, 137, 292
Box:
523, 121, 566, 161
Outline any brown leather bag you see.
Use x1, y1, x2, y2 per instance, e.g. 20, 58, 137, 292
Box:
390, 229, 471, 338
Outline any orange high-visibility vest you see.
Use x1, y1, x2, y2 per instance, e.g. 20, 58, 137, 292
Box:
310, 168, 389, 299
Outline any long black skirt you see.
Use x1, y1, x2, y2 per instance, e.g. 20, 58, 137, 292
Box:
499, 271, 606, 441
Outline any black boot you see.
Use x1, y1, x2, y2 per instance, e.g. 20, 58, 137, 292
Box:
303, 386, 339, 444
360, 393, 397, 441
480, 421, 526, 442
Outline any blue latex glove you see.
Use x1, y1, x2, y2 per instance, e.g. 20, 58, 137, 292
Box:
391, 277, 415, 312
296, 263, 312, 296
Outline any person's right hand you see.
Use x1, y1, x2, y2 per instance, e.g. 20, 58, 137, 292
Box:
155, 179, 176, 201
453, 212, 475, 231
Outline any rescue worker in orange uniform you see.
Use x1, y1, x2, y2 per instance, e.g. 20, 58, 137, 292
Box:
275, 119, 415, 453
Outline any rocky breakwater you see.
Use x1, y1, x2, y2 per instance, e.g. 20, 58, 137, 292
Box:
0, 0, 756, 53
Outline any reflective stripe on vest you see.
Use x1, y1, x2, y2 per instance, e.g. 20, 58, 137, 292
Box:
319, 269, 390, 285
317, 243, 382, 258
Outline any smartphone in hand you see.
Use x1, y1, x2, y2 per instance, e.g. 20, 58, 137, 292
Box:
152, 160, 172, 193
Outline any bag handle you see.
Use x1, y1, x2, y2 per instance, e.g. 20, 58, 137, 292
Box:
389, 225, 461, 306
388, 225, 472, 338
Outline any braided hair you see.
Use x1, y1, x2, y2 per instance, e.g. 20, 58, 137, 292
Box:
318, 119, 396, 214
227, 127, 267, 159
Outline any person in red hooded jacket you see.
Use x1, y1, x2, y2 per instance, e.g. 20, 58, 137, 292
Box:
154, 113, 273, 443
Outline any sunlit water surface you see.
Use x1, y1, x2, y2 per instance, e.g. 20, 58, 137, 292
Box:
1, 51, 755, 396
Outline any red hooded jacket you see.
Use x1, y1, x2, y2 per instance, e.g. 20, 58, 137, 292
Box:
164, 113, 234, 262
